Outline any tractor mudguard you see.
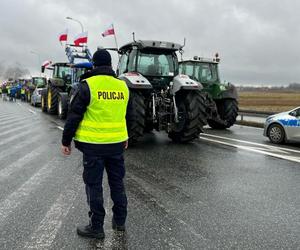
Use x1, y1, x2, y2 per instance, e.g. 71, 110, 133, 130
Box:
218, 83, 238, 100
171, 75, 203, 95
119, 72, 152, 89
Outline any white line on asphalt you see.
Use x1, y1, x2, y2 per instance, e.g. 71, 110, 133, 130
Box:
0, 146, 47, 182
56, 126, 64, 131
0, 120, 40, 137
0, 116, 34, 126
0, 158, 59, 226
0, 133, 43, 161
0, 119, 39, 132
28, 109, 36, 115
200, 137, 300, 164
201, 133, 300, 154
24, 189, 79, 249
0, 129, 35, 147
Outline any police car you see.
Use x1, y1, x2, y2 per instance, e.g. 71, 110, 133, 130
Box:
264, 107, 300, 144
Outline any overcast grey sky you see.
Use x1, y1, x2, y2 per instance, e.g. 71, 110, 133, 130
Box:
1, 0, 300, 85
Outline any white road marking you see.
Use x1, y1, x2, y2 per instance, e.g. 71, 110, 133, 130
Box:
0, 158, 59, 226
200, 137, 300, 164
0, 121, 40, 137
201, 133, 300, 154
0, 116, 34, 126
28, 109, 36, 115
0, 129, 35, 146
0, 133, 43, 161
24, 189, 79, 249
0, 146, 47, 182
56, 126, 64, 131
0, 118, 39, 131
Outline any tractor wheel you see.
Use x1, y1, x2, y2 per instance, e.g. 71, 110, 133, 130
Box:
47, 85, 59, 114
168, 91, 207, 143
208, 99, 238, 129
268, 123, 285, 144
41, 91, 47, 112
58, 94, 68, 119
127, 91, 146, 144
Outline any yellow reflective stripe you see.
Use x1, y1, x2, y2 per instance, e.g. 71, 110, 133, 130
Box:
76, 129, 127, 139
79, 120, 125, 129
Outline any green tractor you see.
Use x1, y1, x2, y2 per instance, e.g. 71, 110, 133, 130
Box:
117, 40, 207, 143
25, 77, 47, 102
179, 55, 238, 129
40, 63, 72, 114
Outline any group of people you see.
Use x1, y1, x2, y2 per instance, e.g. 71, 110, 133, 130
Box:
0, 84, 26, 102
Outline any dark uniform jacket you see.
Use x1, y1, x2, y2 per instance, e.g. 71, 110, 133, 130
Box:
62, 66, 134, 156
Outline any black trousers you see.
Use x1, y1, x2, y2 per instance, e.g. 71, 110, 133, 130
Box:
82, 153, 127, 230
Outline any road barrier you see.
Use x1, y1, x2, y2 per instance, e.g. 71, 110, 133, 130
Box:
238, 109, 275, 122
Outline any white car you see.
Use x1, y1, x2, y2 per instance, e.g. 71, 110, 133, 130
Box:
31, 88, 43, 106
264, 107, 300, 143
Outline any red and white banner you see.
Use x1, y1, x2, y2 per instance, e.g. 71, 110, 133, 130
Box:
74, 31, 88, 45
58, 29, 68, 42
102, 24, 115, 37
42, 60, 52, 68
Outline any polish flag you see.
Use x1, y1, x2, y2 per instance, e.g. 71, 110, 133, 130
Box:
58, 29, 68, 42
102, 24, 115, 37
74, 31, 88, 45
42, 60, 52, 68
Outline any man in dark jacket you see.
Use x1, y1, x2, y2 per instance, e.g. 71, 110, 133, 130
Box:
61, 49, 133, 239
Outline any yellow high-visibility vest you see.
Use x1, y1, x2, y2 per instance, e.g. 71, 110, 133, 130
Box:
74, 75, 129, 144
21, 89, 25, 94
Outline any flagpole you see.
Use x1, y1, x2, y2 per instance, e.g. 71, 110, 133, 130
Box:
112, 24, 120, 59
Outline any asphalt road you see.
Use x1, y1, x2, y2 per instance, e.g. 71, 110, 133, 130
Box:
0, 100, 299, 250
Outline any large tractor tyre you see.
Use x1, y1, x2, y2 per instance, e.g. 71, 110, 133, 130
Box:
41, 91, 47, 112
168, 91, 207, 143
47, 85, 59, 115
58, 94, 68, 120
208, 99, 238, 129
127, 91, 146, 144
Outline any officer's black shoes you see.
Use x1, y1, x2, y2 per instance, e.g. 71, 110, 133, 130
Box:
77, 225, 105, 239
112, 218, 126, 232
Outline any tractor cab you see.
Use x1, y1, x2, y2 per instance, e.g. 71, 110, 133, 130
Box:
51, 63, 72, 86
179, 55, 220, 86
32, 77, 47, 88
117, 40, 181, 89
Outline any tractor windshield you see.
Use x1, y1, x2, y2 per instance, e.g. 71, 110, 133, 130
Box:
136, 51, 176, 77
180, 62, 219, 84
195, 63, 218, 84
33, 77, 46, 87
54, 66, 71, 79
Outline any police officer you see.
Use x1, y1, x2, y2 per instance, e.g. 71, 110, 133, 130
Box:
61, 49, 133, 239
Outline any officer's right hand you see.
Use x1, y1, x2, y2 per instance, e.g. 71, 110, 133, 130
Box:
124, 140, 128, 149
61, 145, 71, 156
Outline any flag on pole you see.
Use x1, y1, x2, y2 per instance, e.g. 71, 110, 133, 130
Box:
74, 31, 88, 45
58, 29, 68, 43
42, 60, 52, 68
102, 24, 115, 37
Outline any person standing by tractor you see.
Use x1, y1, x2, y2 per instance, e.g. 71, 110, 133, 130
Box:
20, 87, 26, 101
61, 49, 133, 239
